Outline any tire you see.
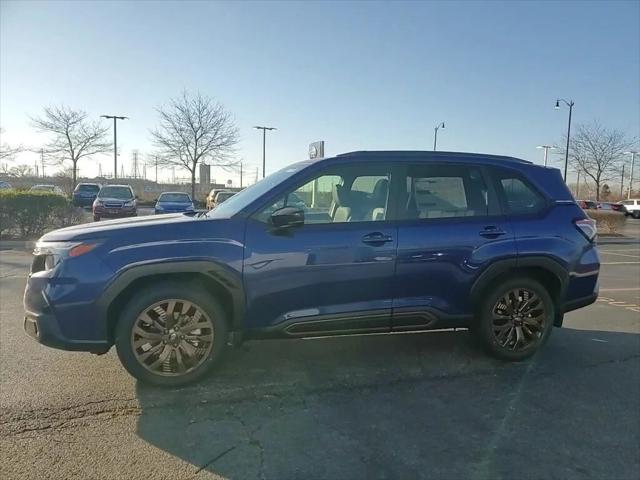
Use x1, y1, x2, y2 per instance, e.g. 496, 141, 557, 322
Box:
632, 211, 640, 219
115, 282, 228, 387
93, 215, 100, 221
472, 277, 554, 361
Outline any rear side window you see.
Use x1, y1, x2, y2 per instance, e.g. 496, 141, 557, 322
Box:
493, 170, 546, 215
404, 164, 489, 219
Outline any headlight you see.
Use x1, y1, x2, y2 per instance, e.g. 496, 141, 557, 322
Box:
34, 241, 98, 272
94, 199, 103, 206
155, 205, 164, 210
123, 200, 134, 207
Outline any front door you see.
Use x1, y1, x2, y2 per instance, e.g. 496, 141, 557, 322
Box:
393, 162, 516, 330
243, 163, 399, 337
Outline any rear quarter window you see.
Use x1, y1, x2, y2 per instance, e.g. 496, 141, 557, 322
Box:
492, 169, 547, 215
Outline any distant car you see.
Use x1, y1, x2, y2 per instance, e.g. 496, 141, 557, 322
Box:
72, 183, 101, 207
0, 180, 12, 189
154, 192, 195, 214
92, 185, 137, 221
212, 191, 236, 209
206, 188, 228, 210
597, 202, 624, 212
577, 200, 597, 210
619, 199, 640, 219
29, 184, 65, 196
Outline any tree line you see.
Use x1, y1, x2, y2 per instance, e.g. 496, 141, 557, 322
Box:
0, 91, 239, 199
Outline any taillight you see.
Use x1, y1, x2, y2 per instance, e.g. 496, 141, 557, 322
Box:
575, 218, 597, 242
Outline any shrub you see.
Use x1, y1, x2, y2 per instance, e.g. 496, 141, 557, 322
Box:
586, 209, 627, 235
0, 191, 69, 239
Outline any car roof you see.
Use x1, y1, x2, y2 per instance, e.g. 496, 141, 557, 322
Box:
332, 150, 533, 165
101, 184, 132, 188
159, 191, 190, 197
77, 182, 100, 186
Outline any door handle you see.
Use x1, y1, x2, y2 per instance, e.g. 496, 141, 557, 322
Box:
479, 226, 507, 238
362, 232, 393, 245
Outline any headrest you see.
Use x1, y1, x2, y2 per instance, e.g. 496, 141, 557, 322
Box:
332, 184, 350, 206
372, 178, 389, 201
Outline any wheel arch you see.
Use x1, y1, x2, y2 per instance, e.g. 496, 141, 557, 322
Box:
470, 257, 568, 327
98, 261, 245, 344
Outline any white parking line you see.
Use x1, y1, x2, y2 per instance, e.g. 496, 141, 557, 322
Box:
600, 252, 640, 258
599, 288, 640, 292
601, 261, 640, 265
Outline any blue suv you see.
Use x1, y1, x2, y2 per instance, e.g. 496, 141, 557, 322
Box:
23, 151, 600, 386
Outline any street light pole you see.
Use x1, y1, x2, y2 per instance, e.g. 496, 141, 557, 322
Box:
101, 115, 128, 179
254, 126, 276, 178
433, 122, 445, 151
555, 99, 574, 182
536, 145, 555, 167
624, 151, 637, 199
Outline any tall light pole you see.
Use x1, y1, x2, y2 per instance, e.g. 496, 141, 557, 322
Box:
101, 115, 128, 179
624, 151, 637, 199
555, 99, 574, 182
536, 145, 555, 167
254, 126, 276, 178
433, 122, 445, 151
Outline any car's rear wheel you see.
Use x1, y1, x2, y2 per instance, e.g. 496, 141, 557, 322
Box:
473, 277, 554, 361
633, 211, 640, 219
115, 282, 228, 386
93, 215, 100, 221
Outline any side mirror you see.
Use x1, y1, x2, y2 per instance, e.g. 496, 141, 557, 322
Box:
270, 206, 304, 229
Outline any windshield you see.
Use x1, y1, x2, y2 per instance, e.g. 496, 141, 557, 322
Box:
158, 193, 191, 202
76, 184, 100, 192
98, 186, 133, 199
207, 162, 310, 218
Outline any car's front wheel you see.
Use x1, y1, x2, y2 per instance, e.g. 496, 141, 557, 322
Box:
472, 277, 554, 361
115, 282, 228, 386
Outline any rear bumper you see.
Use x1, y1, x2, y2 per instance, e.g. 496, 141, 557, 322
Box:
562, 292, 598, 313
72, 197, 95, 207
24, 311, 110, 353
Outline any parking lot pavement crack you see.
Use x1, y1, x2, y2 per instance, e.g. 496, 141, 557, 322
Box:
192, 445, 237, 477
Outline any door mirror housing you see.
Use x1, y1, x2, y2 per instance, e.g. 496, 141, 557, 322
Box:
270, 206, 304, 229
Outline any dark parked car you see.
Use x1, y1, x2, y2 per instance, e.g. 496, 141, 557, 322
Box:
154, 192, 195, 214
597, 202, 624, 212
24, 151, 600, 386
92, 185, 137, 221
72, 183, 101, 207
577, 199, 597, 210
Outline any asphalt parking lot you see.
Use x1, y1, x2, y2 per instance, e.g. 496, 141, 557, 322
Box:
1, 223, 639, 480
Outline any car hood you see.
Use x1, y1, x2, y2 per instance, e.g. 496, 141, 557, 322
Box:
39, 213, 197, 242
97, 196, 134, 203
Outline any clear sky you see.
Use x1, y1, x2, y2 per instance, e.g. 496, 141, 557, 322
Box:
1, 0, 639, 184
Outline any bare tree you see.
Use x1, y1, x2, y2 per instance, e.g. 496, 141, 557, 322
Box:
0, 128, 23, 161
150, 91, 239, 198
30, 105, 110, 188
558, 121, 637, 201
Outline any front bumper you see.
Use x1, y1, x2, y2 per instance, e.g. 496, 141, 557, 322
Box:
24, 310, 110, 353
94, 206, 137, 218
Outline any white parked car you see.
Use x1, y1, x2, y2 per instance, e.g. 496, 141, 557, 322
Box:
619, 199, 640, 219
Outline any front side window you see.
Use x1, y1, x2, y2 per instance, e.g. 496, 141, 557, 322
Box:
255, 166, 391, 224
403, 164, 489, 219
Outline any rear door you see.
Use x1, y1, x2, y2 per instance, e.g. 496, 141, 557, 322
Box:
392, 162, 516, 330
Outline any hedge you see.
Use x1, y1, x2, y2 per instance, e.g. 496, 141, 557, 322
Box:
0, 191, 84, 239
585, 209, 627, 235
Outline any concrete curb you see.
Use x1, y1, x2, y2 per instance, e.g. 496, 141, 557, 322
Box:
0, 240, 36, 251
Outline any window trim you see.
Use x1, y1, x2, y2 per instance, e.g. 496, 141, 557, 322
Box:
249, 163, 400, 225
395, 162, 500, 222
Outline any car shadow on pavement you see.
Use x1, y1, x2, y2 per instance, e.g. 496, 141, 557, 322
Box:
135, 327, 640, 480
